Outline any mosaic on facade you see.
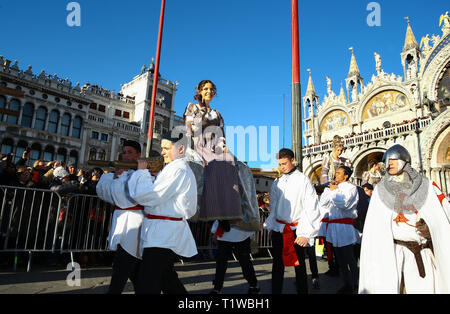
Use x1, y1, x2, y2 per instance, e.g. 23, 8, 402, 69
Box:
362, 90, 410, 120
320, 110, 350, 132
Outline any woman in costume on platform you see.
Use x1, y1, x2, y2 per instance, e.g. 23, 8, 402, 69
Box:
183, 80, 246, 225
321, 135, 352, 185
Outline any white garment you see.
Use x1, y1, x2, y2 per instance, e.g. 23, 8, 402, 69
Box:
127, 158, 198, 258
318, 182, 360, 247
263, 170, 321, 246
317, 192, 332, 238
211, 220, 255, 243
96, 171, 144, 259
359, 181, 450, 294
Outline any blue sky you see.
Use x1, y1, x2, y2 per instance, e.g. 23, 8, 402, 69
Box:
0, 0, 448, 169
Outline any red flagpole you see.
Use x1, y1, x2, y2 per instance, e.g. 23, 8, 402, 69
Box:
291, 0, 300, 85
146, 0, 166, 157
291, 0, 302, 170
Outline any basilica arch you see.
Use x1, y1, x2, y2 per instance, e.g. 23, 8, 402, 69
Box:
304, 159, 323, 185
351, 147, 387, 183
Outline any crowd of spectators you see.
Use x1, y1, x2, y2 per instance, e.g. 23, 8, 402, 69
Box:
257, 192, 270, 213
0, 150, 104, 196
0, 150, 112, 268
303, 114, 432, 149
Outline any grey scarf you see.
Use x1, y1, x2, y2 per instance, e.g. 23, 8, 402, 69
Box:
376, 163, 429, 214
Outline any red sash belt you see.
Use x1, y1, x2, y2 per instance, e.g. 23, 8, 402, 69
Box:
115, 205, 144, 211
276, 219, 299, 267
145, 214, 182, 221
319, 217, 355, 261
321, 217, 354, 231
215, 225, 224, 237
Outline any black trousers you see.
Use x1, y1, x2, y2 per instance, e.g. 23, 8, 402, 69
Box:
271, 230, 308, 294
213, 237, 258, 291
305, 245, 319, 279
107, 245, 141, 294
334, 244, 359, 288
136, 247, 187, 295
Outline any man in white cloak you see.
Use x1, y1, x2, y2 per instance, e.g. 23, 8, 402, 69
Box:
359, 144, 450, 294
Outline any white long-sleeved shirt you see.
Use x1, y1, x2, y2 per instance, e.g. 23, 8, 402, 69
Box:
318, 181, 360, 247
263, 169, 321, 246
211, 220, 255, 243
127, 158, 198, 258
96, 171, 145, 259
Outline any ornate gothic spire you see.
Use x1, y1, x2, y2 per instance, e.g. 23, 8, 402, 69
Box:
348, 47, 361, 77
305, 69, 316, 96
403, 17, 419, 52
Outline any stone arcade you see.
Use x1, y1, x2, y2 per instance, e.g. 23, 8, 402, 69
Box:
301, 13, 450, 196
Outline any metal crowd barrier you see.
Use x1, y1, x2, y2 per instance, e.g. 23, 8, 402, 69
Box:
60, 194, 114, 254
0, 185, 273, 271
0, 185, 63, 271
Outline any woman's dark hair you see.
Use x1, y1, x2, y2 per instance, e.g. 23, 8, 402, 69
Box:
194, 80, 217, 103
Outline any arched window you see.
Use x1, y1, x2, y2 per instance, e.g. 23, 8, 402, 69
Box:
1, 138, 14, 155
56, 147, 67, 163
43, 145, 55, 162
0, 95, 6, 121
15, 140, 29, 163
35, 107, 47, 131
6, 99, 20, 124
48, 110, 59, 134
98, 149, 106, 161
21, 103, 34, 128
60, 113, 71, 136
72, 116, 82, 139
30, 143, 42, 164
68, 150, 78, 167
89, 148, 97, 161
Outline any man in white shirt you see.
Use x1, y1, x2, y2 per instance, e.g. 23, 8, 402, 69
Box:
209, 220, 259, 294
96, 140, 145, 294
127, 137, 198, 294
319, 166, 360, 294
264, 148, 321, 294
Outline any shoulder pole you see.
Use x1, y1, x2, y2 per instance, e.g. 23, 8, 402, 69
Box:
146, 0, 167, 158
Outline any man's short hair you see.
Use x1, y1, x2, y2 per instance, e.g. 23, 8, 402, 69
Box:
123, 140, 141, 154
362, 183, 374, 191
162, 133, 189, 148
338, 165, 353, 178
276, 148, 295, 160
149, 150, 162, 158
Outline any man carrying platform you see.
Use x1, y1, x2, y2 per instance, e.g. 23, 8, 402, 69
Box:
96, 140, 146, 294
127, 137, 198, 294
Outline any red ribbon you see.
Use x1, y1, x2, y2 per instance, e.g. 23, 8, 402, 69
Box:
215, 225, 224, 237
276, 219, 299, 267
115, 205, 144, 211
145, 214, 182, 221
433, 182, 446, 205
